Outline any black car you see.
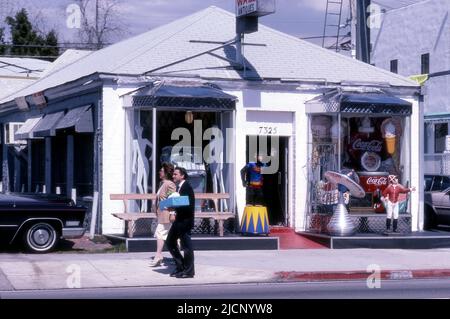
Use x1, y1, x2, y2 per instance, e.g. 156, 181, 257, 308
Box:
0, 193, 87, 253
424, 175, 450, 229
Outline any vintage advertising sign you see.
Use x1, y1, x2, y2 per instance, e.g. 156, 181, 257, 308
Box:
32, 92, 47, 108
236, 0, 275, 17
236, 0, 258, 17
15, 96, 29, 111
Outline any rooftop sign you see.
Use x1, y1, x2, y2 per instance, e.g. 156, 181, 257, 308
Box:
236, 0, 276, 18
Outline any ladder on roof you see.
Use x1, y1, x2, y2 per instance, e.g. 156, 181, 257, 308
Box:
322, 0, 345, 52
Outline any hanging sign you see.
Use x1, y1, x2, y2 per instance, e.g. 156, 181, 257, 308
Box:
236, 0, 257, 17
15, 96, 29, 111
236, 0, 276, 17
32, 92, 47, 108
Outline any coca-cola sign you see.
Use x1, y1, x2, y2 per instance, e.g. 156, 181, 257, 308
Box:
352, 139, 383, 152
366, 177, 388, 186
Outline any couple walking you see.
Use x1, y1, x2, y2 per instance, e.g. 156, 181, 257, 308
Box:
150, 163, 195, 279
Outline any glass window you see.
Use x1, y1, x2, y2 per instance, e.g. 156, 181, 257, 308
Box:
424, 175, 433, 191
431, 176, 442, 192
390, 59, 398, 74
435, 123, 448, 153
421, 53, 430, 74
441, 176, 450, 191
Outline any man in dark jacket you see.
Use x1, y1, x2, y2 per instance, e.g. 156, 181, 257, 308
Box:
166, 167, 196, 278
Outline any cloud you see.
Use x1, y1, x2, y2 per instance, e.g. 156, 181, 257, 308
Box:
300, 0, 327, 12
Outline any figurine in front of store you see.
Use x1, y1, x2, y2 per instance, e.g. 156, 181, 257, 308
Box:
240, 154, 266, 206
381, 175, 416, 233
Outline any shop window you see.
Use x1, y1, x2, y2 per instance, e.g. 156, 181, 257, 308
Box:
434, 123, 448, 153
421, 53, 430, 74
390, 59, 398, 74
309, 115, 410, 216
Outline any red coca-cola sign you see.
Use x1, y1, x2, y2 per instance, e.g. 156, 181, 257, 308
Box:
358, 172, 389, 213
359, 173, 389, 193
352, 139, 383, 152
366, 176, 388, 187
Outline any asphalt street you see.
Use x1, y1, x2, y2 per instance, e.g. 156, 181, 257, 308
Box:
1, 279, 450, 299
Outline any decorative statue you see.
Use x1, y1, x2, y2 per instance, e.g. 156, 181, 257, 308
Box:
381, 175, 415, 233
240, 154, 266, 206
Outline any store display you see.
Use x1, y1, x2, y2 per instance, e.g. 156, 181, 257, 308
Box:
324, 170, 365, 237
310, 114, 407, 219
361, 152, 382, 172
381, 118, 403, 156
359, 116, 374, 134
357, 172, 389, 213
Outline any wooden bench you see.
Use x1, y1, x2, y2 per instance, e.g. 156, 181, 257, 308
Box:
110, 193, 234, 237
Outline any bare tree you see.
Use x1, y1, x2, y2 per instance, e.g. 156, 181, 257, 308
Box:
76, 0, 127, 50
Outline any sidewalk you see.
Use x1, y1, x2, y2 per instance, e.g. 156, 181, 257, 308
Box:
2, 249, 450, 291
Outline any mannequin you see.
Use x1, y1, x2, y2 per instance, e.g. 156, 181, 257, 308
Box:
208, 126, 228, 211
381, 175, 415, 233
132, 125, 153, 212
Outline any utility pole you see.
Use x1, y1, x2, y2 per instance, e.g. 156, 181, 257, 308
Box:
95, 0, 100, 49
350, 0, 357, 59
356, 0, 371, 63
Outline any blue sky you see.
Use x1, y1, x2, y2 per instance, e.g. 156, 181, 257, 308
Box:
0, 0, 423, 47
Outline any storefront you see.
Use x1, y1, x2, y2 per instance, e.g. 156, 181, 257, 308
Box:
116, 82, 237, 235
1, 90, 98, 213
304, 88, 421, 234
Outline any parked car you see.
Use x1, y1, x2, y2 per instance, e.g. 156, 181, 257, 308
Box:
424, 175, 450, 229
0, 193, 87, 253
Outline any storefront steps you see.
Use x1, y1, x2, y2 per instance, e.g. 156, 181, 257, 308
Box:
104, 234, 279, 253
269, 227, 328, 250
300, 230, 450, 249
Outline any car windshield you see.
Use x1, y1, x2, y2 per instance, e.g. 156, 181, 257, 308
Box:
442, 176, 450, 191
424, 176, 433, 191
430, 176, 442, 192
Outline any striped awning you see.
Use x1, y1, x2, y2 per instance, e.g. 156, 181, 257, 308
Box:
30, 111, 65, 137
14, 116, 43, 140
55, 105, 93, 133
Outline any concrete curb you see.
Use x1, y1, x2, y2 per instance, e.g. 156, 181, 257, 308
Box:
275, 269, 450, 282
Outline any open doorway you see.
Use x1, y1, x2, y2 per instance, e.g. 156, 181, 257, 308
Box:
245, 136, 289, 226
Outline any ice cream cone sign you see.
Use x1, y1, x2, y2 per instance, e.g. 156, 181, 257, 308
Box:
381, 118, 403, 155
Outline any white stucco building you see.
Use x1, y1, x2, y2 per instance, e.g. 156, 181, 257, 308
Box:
371, 0, 450, 174
0, 7, 423, 237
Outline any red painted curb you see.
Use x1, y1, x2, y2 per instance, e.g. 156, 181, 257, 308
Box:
276, 269, 450, 282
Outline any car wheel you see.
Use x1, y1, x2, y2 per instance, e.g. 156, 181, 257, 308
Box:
424, 206, 437, 230
23, 222, 58, 253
